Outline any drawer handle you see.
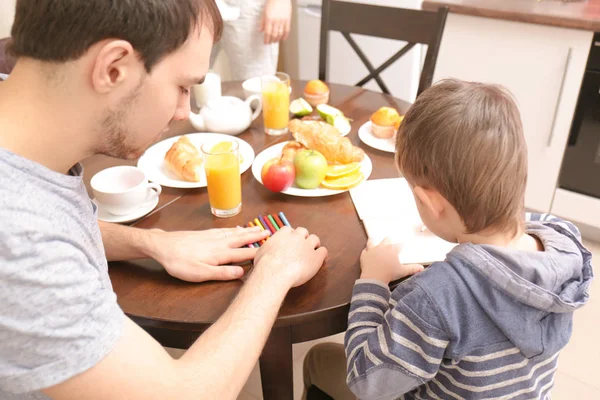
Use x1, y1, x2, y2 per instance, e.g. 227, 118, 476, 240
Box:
548, 47, 572, 147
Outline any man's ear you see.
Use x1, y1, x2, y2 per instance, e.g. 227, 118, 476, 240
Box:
91, 40, 139, 94
413, 186, 445, 220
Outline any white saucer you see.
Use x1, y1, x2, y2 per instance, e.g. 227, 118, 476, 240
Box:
93, 195, 159, 224
358, 121, 395, 153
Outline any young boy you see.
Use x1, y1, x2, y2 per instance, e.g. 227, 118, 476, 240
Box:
302, 79, 593, 400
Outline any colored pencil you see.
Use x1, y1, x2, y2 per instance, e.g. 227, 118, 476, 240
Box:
267, 215, 280, 231
273, 214, 285, 230
253, 218, 267, 245
258, 215, 271, 234
247, 222, 260, 248
279, 212, 291, 227
262, 215, 277, 234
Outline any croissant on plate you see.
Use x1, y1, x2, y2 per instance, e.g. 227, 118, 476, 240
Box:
164, 136, 204, 182
288, 119, 364, 164
281, 141, 305, 163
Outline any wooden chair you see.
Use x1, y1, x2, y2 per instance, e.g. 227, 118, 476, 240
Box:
318, 1, 448, 97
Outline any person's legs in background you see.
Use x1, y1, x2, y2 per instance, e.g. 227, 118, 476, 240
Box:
302, 343, 356, 400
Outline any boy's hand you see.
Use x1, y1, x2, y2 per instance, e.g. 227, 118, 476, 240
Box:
360, 238, 424, 284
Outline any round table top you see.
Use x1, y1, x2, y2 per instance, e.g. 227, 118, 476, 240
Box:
83, 80, 411, 332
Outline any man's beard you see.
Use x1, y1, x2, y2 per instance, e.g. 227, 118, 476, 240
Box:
98, 83, 148, 160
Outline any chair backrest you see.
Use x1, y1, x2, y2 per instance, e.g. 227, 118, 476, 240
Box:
318, 1, 448, 97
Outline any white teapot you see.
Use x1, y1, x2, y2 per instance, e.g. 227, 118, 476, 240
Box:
188, 95, 262, 136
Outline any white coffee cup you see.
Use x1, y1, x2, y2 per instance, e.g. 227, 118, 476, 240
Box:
91, 166, 161, 216
192, 71, 222, 108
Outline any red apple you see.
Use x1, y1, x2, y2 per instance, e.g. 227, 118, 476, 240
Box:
261, 157, 295, 192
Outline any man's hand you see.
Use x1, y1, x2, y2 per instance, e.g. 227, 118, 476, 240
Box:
253, 226, 327, 288
360, 238, 424, 284
44, 225, 324, 400
149, 227, 270, 282
260, 0, 292, 44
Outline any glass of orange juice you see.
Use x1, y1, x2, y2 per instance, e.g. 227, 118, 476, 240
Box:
201, 140, 242, 218
262, 72, 290, 136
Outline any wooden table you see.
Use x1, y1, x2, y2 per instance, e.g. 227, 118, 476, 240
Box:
82, 81, 411, 400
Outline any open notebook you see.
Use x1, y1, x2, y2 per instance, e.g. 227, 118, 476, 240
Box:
350, 178, 456, 265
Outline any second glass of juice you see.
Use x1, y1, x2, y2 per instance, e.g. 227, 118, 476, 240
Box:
201, 141, 242, 218
262, 72, 290, 136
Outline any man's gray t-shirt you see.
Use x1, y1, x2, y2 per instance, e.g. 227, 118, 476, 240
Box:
0, 148, 124, 398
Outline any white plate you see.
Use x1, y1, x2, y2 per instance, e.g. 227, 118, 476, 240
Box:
137, 133, 255, 188
295, 119, 350, 137
93, 194, 159, 224
358, 121, 395, 153
252, 141, 372, 197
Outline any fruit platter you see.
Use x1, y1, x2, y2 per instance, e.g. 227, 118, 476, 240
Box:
252, 80, 407, 196
252, 138, 373, 197
252, 80, 372, 196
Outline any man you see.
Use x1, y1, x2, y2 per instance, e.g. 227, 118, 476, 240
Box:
0, 1, 327, 399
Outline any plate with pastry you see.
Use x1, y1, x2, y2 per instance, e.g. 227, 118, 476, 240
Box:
137, 133, 255, 188
252, 120, 372, 197
296, 117, 350, 137
358, 107, 403, 153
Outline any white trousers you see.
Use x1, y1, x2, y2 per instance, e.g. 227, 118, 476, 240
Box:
213, 0, 279, 81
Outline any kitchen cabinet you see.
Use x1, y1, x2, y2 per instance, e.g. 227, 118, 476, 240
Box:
432, 13, 592, 212
552, 189, 600, 230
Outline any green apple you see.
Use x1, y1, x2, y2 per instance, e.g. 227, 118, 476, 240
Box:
294, 149, 328, 189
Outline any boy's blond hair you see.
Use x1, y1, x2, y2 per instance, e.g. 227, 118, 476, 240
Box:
395, 79, 527, 235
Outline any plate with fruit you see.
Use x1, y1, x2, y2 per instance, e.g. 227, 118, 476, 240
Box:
290, 80, 352, 136
358, 107, 403, 153
252, 120, 372, 197
137, 133, 255, 189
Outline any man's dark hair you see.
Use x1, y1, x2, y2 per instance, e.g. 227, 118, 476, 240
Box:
8, 0, 223, 71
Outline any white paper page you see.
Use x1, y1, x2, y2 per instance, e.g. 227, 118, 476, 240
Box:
350, 178, 456, 265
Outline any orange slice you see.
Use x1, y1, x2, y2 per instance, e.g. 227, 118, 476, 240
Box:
326, 163, 360, 179
209, 141, 243, 164
211, 141, 233, 153
321, 171, 365, 190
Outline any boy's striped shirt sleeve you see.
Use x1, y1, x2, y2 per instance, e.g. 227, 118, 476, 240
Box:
344, 278, 449, 399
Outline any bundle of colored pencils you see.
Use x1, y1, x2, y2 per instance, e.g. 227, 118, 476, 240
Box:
246, 212, 291, 248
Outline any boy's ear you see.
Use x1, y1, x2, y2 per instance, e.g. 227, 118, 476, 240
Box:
413, 186, 445, 220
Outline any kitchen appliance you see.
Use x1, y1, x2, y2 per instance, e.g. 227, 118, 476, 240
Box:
553, 32, 600, 230
559, 32, 600, 199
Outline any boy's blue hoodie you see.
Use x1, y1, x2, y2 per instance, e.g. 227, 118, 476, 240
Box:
345, 214, 593, 400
